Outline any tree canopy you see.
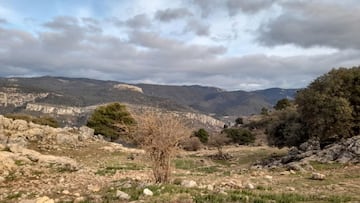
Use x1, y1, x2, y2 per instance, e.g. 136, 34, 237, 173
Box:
86, 103, 136, 141
296, 67, 360, 143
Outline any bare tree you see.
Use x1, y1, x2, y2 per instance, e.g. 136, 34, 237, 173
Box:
208, 133, 231, 160
133, 111, 191, 183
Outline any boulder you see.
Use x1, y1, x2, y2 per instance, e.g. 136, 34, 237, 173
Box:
143, 188, 153, 196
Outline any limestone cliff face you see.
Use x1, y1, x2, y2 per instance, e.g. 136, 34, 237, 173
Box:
113, 84, 143, 93
0, 88, 48, 107
26, 103, 87, 115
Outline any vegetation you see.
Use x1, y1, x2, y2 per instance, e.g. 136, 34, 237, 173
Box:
86, 103, 136, 141
193, 128, 209, 143
223, 128, 255, 145
133, 111, 191, 183
181, 137, 202, 151
5, 114, 59, 128
265, 108, 308, 148
258, 67, 360, 148
296, 67, 360, 144
274, 98, 292, 110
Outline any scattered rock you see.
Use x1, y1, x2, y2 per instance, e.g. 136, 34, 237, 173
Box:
280, 171, 290, 175
87, 184, 101, 192
143, 188, 153, 196
35, 196, 55, 203
245, 183, 255, 190
264, 175, 273, 181
116, 190, 131, 200
181, 180, 197, 188
62, 190, 70, 195
286, 187, 296, 191
74, 197, 86, 203
311, 172, 325, 180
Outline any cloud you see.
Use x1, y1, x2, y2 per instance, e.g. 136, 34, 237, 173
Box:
183, 19, 210, 36
257, 1, 360, 50
226, 0, 275, 16
113, 14, 151, 29
125, 14, 152, 29
191, 0, 222, 18
155, 8, 193, 22
0, 18, 7, 24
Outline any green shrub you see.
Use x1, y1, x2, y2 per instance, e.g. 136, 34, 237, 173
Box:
86, 103, 135, 141
265, 108, 308, 148
193, 128, 209, 143
222, 128, 255, 145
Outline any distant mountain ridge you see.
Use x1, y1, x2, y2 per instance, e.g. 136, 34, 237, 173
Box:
0, 76, 298, 117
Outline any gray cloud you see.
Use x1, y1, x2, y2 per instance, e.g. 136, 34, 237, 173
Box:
112, 14, 151, 29
126, 14, 151, 29
258, 1, 360, 50
155, 8, 193, 22
183, 19, 210, 36
226, 0, 275, 16
0, 18, 7, 24
1, 15, 360, 90
191, 0, 221, 18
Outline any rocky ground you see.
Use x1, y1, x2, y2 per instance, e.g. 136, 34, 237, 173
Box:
1, 115, 360, 203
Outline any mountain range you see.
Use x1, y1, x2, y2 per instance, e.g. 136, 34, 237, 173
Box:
0, 76, 298, 118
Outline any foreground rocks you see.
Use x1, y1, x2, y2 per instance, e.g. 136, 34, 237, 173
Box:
254, 136, 360, 171
0, 115, 96, 147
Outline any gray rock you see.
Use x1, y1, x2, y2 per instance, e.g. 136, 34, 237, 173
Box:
311, 172, 325, 180
116, 190, 130, 200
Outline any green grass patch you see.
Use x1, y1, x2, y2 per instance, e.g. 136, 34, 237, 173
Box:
174, 159, 200, 170
96, 163, 144, 176
309, 161, 344, 171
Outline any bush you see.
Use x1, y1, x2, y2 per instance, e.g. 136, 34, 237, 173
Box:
193, 128, 209, 143
265, 108, 308, 148
181, 137, 202, 151
222, 128, 255, 145
274, 98, 292, 110
86, 103, 135, 141
133, 111, 191, 183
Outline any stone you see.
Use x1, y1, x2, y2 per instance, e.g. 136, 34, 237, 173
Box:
264, 175, 273, 181
74, 197, 86, 203
143, 188, 153, 196
181, 180, 197, 188
286, 187, 296, 191
245, 183, 255, 190
87, 184, 101, 192
311, 172, 325, 180
116, 190, 131, 200
35, 196, 55, 203
280, 171, 290, 175
62, 190, 70, 195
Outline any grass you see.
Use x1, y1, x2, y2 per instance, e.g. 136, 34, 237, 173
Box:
96, 163, 145, 176
309, 161, 344, 171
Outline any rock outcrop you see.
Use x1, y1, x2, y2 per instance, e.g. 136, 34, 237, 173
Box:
254, 135, 360, 170
0, 115, 96, 147
0, 88, 48, 107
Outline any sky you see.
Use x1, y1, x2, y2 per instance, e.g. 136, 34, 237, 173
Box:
0, 0, 359, 90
